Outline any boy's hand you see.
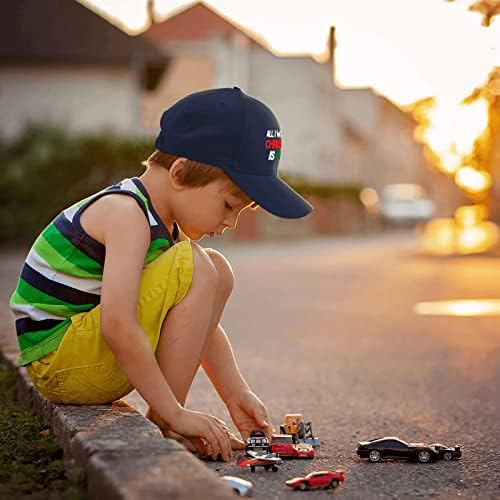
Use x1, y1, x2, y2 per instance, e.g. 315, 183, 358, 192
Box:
225, 390, 272, 442
169, 408, 233, 461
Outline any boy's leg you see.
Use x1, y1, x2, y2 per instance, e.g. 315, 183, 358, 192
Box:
200, 248, 235, 360
155, 243, 218, 406
147, 246, 235, 447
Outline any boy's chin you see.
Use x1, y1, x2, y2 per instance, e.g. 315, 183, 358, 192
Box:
190, 231, 209, 241
177, 225, 204, 241
181, 226, 216, 241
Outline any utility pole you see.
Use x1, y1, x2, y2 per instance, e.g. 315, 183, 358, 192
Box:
147, 0, 156, 25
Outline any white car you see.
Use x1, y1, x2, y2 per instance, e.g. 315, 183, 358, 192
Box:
380, 183, 435, 224
221, 476, 253, 496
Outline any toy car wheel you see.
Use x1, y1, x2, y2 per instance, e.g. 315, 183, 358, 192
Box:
418, 450, 431, 463
443, 452, 453, 461
369, 450, 382, 462
299, 482, 309, 491
330, 479, 340, 488
250, 466, 255, 472
272, 465, 278, 472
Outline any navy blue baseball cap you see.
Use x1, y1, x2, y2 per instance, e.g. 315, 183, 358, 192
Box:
155, 87, 313, 219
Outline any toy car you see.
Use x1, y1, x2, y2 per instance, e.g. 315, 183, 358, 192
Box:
221, 476, 253, 496
431, 443, 462, 460
285, 470, 345, 490
357, 436, 440, 463
279, 414, 320, 448
236, 450, 282, 472
271, 435, 315, 458
246, 429, 271, 454
291, 443, 315, 458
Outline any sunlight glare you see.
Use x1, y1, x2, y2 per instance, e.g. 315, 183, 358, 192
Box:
455, 167, 492, 194
420, 98, 489, 158
414, 300, 500, 316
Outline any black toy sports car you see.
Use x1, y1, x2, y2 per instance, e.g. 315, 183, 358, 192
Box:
357, 437, 441, 463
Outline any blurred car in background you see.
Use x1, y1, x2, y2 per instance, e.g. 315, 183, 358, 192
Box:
380, 183, 436, 226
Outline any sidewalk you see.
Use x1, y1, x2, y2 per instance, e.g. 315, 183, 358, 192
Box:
0, 248, 234, 499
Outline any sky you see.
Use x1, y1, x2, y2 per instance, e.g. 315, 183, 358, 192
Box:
81, 0, 500, 107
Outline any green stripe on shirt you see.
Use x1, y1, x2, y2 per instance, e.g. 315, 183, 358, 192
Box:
36, 225, 102, 277
33, 234, 97, 281
17, 319, 71, 352
133, 186, 149, 209
144, 239, 170, 264
12, 279, 94, 315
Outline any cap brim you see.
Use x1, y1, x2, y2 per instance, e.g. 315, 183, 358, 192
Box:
223, 171, 313, 219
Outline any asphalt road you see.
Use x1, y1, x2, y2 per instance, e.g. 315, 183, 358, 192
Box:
189, 232, 500, 499
2, 232, 499, 498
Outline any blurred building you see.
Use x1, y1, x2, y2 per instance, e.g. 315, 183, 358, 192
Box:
142, 2, 340, 182
0, 0, 166, 140
142, 1, 460, 220
336, 88, 462, 215
0, 0, 461, 239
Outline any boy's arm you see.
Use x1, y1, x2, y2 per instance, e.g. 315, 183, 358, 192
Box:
201, 325, 272, 441
92, 195, 231, 459
99, 196, 179, 418
201, 325, 249, 401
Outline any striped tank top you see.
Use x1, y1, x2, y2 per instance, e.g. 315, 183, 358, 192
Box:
10, 177, 179, 366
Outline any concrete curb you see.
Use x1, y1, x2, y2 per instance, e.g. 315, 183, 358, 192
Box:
1, 350, 235, 499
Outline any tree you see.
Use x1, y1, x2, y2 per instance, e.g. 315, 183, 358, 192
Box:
147, 0, 156, 24
469, 0, 500, 26
444, 0, 500, 26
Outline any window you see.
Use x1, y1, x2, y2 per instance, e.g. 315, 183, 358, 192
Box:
142, 62, 168, 92
387, 440, 407, 449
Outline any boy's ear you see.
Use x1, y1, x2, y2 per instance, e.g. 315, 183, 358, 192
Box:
169, 158, 188, 191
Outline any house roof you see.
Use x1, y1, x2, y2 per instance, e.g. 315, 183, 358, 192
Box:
0, 0, 165, 65
143, 1, 270, 52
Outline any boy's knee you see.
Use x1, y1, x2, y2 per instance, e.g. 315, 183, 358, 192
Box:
191, 242, 218, 289
205, 249, 234, 297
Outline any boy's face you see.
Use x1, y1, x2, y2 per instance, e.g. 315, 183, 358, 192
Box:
175, 178, 254, 241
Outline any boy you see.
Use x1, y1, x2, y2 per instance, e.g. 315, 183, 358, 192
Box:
10, 87, 313, 461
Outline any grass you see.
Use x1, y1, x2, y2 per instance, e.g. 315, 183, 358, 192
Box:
0, 356, 88, 499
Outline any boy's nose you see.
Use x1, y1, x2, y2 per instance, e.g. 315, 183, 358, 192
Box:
223, 214, 238, 230
224, 214, 239, 229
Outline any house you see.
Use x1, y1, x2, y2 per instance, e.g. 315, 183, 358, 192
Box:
142, 2, 454, 186
336, 88, 462, 215
141, 1, 460, 234
0, 0, 167, 141
142, 2, 341, 182
0, 0, 460, 238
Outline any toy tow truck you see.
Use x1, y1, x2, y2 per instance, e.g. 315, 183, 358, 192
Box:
279, 414, 320, 448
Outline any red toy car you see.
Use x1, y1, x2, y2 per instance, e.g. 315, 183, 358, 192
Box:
236, 451, 282, 472
272, 435, 315, 458
285, 470, 345, 490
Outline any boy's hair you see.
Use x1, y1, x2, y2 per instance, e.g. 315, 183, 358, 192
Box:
143, 150, 226, 188
143, 150, 258, 208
